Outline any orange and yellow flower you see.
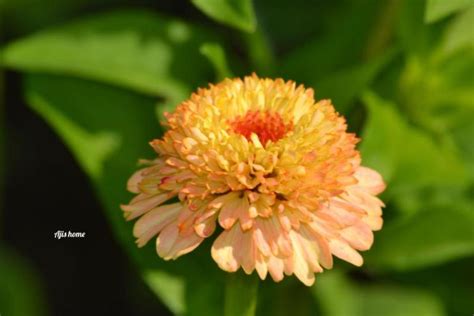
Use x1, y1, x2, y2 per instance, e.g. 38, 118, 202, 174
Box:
121, 74, 385, 286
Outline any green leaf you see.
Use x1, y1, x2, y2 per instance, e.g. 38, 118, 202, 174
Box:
313, 271, 445, 316
425, 0, 473, 23
144, 270, 186, 315
360, 91, 469, 193
200, 42, 233, 80
224, 273, 258, 316
191, 0, 256, 33
2, 10, 217, 103
366, 205, 474, 271
0, 246, 47, 316
314, 48, 397, 114
28, 93, 120, 179
440, 6, 474, 55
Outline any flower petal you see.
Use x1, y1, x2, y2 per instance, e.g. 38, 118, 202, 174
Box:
211, 224, 240, 272
133, 203, 182, 247
156, 223, 203, 260
340, 221, 374, 251
288, 230, 315, 286
328, 239, 363, 266
355, 166, 386, 195
121, 193, 174, 220
218, 193, 249, 229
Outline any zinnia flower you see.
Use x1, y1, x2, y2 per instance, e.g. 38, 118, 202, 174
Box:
121, 74, 385, 286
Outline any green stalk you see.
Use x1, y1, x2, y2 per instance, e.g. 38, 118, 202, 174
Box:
224, 273, 259, 316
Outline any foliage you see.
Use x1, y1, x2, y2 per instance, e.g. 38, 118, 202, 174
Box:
2, 0, 473, 315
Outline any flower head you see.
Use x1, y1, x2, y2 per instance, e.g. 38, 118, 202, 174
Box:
121, 74, 385, 286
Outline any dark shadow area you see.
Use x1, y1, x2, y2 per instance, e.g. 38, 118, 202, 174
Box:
3, 73, 171, 315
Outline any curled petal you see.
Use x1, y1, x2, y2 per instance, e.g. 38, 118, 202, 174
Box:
156, 222, 204, 260
133, 203, 182, 247
194, 212, 217, 238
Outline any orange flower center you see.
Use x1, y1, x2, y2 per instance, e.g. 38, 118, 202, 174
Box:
229, 110, 293, 144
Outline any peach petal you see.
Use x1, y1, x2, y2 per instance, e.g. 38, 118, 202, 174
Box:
328, 239, 363, 266
139, 177, 163, 194
218, 193, 249, 229
355, 166, 386, 195
256, 217, 292, 257
343, 188, 384, 217
193, 214, 217, 238
209, 192, 239, 209
255, 254, 268, 280
362, 215, 383, 231
340, 222, 374, 251
267, 256, 285, 282
127, 168, 146, 193
253, 226, 272, 257
121, 193, 173, 220
319, 201, 359, 227
133, 203, 182, 247
292, 227, 323, 273
211, 224, 240, 272
299, 224, 333, 269
235, 229, 256, 274
156, 223, 203, 260
288, 230, 315, 286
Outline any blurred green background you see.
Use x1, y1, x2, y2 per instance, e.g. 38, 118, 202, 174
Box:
1, 0, 473, 315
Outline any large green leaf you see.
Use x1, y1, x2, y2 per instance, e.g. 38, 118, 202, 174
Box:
440, 6, 474, 55
24, 73, 226, 315
191, 0, 256, 32
313, 271, 445, 316
425, 0, 473, 23
360, 91, 469, 194
2, 10, 217, 103
366, 204, 474, 271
